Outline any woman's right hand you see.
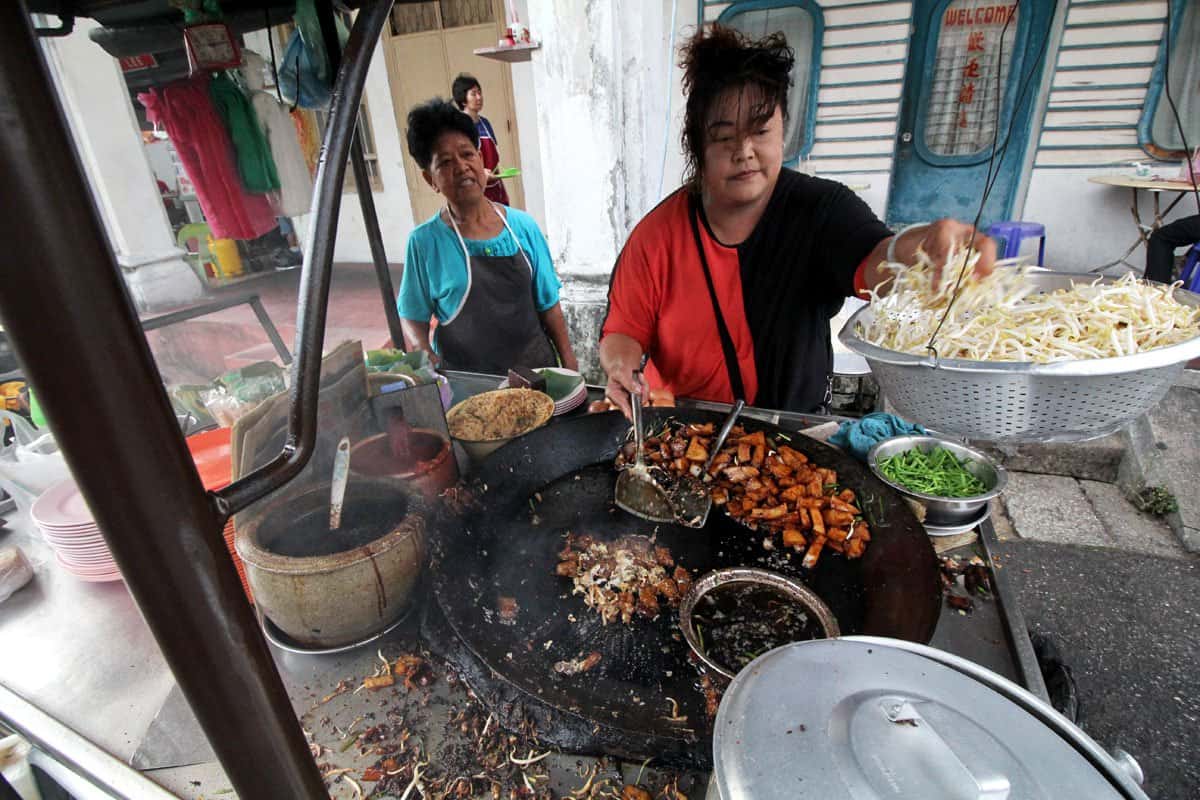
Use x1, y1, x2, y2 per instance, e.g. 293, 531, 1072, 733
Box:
600, 336, 649, 419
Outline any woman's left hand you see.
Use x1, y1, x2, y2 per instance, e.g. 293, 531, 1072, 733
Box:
922, 219, 997, 280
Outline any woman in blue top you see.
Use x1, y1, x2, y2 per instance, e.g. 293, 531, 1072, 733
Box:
398, 99, 578, 374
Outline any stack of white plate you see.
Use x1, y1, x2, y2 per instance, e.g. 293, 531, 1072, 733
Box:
499, 367, 587, 416
31, 479, 122, 583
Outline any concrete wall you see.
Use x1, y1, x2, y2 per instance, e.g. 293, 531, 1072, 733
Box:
144, 140, 178, 192
329, 34, 417, 265
1023, 168, 1195, 273
41, 20, 202, 312
242, 29, 416, 266
508, 0, 547, 230
524, 0, 696, 380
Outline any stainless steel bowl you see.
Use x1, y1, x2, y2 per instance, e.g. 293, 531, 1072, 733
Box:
678, 567, 840, 680
867, 435, 1007, 527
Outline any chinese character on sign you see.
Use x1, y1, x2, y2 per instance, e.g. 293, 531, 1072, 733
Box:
963, 58, 981, 79
958, 83, 976, 105
967, 30, 987, 51
959, 109, 969, 129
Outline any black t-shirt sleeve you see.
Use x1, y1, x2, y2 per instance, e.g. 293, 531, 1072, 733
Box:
818, 186, 893, 297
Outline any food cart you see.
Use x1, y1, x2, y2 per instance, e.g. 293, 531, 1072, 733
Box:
0, 1, 1170, 798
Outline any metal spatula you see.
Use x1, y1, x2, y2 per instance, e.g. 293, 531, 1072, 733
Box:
669, 400, 745, 528
613, 372, 674, 523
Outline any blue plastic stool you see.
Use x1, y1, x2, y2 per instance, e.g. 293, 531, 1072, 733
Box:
1180, 242, 1200, 292
987, 221, 1046, 265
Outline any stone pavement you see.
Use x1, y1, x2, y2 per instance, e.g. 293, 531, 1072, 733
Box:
992, 540, 1200, 800
989, 379, 1200, 556
995, 471, 1187, 558
986, 377, 1199, 799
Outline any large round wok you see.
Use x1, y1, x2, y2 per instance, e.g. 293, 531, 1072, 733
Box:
428, 409, 941, 766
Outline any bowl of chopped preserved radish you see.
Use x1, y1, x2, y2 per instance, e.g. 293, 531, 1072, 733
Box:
839, 263, 1200, 443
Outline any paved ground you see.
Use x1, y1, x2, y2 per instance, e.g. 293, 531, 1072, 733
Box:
142, 262, 401, 386
993, 540, 1200, 800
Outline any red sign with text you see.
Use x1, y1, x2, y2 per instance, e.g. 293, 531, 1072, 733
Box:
119, 54, 158, 73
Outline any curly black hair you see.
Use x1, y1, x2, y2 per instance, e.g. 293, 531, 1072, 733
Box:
679, 24, 795, 191
451, 73, 481, 109
405, 98, 479, 170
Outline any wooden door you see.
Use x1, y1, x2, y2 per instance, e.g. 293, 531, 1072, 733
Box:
383, 0, 524, 224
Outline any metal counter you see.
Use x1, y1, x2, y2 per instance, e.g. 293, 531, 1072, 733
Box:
0, 373, 1044, 797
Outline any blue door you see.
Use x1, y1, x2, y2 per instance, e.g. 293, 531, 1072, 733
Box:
886, 0, 1057, 227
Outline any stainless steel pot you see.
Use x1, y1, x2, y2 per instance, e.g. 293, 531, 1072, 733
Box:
235, 478, 427, 648
708, 636, 1148, 800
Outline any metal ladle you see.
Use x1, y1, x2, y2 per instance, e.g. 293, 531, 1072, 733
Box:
329, 436, 351, 530
613, 368, 675, 523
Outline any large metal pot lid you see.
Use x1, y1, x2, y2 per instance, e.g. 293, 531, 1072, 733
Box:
712, 636, 1149, 800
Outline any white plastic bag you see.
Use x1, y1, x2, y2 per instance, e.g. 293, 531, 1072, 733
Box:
0, 546, 33, 604
0, 410, 69, 513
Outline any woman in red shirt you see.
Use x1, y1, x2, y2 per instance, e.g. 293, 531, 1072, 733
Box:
600, 26, 996, 415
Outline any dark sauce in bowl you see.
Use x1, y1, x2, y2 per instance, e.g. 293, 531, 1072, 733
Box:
692, 583, 827, 675
263, 502, 400, 558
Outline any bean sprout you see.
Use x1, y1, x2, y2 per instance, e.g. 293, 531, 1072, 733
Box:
859, 252, 1200, 362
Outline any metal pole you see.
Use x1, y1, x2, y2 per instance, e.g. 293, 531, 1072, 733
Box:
213, 0, 396, 518
352, 141, 407, 349
0, 5, 326, 798
322, 3, 407, 351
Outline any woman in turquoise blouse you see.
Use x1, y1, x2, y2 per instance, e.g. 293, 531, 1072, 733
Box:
397, 99, 578, 374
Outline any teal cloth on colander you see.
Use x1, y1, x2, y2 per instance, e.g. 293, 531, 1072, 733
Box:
829, 412, 926, 462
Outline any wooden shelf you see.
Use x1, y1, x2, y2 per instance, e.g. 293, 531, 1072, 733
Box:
472, 42, 540, 63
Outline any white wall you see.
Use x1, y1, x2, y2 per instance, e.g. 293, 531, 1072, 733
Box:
330, 35, 416, 264
1023, 168, 1196, 273
242, 28, 415, 265
508, 0, 547, 229
524, 0, 695, 278
144, 140, 178, 192
41, 19, 202, 311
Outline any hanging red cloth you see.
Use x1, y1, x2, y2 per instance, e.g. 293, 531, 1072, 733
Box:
139, 78, 277, 240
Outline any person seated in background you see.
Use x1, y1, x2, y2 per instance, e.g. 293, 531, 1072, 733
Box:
452, 73, 510, 205
397, 99, 578, 375
1145, 213, 1200, 284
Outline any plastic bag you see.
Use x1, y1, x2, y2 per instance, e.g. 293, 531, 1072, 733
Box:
293, 0, 349, 83
0, 546, 33, 604
277, 29, 331, 110
278, 0, 349, 109
0, 410, 69, 513
198, 362, 288, 428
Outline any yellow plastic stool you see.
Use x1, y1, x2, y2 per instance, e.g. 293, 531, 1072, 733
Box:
208, 236, 244, 277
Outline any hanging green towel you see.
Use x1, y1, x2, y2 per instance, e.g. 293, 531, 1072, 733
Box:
210, 73, 280, 194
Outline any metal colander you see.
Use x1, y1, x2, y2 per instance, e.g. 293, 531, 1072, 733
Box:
838, 272, 1200, 443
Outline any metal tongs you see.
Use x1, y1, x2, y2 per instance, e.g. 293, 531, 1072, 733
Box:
668, 400, 745, 528
613, 367, 675, 523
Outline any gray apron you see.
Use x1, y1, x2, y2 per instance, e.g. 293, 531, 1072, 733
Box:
436, 203, 557, 373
